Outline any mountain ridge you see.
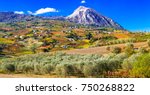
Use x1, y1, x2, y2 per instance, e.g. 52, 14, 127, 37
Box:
0, 12, 43, 22
0, 6, 124, 29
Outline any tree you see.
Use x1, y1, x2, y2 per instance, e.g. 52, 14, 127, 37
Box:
23, 38, 43, 53
66, 32, 79, 41
49, 39, 58, 48
125, 43, 134, 55
112, 46, 121, 54
0, 44, 4, 53
106, 46, 110, 51
86, 32, 93, 40
0, 38, 14, 55
43, 38, 58, 49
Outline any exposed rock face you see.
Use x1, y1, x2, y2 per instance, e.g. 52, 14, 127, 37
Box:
66, 6, 123, 29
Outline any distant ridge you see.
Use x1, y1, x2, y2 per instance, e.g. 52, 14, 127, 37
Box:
0, 7, 124, 30
0, 12, 66, 22
0, 12, 41, 22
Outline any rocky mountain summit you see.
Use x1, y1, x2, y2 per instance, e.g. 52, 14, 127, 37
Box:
67, 6, 123, 29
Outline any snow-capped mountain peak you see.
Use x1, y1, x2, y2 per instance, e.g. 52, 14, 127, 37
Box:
66, 6, 123, 29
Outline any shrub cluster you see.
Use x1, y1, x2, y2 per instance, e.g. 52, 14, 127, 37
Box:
1, 51, 149, 77
0, 52, 127, 77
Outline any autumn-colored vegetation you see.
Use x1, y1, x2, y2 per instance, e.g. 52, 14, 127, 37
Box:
0, 20, 150, 77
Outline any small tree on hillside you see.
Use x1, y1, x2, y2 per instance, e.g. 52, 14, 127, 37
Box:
106, 46, 110, 51
112, 46, 121, 54
22, 38, 43, 53
0, 44, 4, 53
125, 43, 134, 55
86, 32, 93, 40
49, 39, 58, 48
66, 32, 79, 41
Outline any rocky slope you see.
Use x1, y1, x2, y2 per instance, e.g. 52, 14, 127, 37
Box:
66, 6, 123, 29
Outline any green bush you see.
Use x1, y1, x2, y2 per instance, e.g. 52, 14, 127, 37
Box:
108, 59, 122, 71
106, 46, 110, 51
55, 64, 76, 77
138, 47, 147, 54
113, 53, 128, 62
122, 53, 142, 71
83, 64, 96, 77
15, 63, 34, 74
42, 64, 54, 74
125, 43, 134, 55
0, 52, 129, 77
112, 46, 121, 54
33, 64, 43, 74
131, 54, 150, 78
2, 64, 15, 73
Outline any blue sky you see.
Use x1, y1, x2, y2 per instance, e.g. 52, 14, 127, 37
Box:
0, 0, 150, 31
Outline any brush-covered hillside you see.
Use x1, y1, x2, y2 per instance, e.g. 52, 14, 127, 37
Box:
0, 6, 150, 78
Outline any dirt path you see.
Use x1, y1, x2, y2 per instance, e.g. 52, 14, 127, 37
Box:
66, 42, 147, 55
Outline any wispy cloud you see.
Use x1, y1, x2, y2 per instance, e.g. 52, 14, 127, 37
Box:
14, 11, 24, 14
27, 11, 33, 15
28, 7, 59, 15
81, 0, 86, 4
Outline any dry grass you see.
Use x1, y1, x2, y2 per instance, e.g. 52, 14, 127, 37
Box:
112, 32, 132, 39
66, 42, 147, 55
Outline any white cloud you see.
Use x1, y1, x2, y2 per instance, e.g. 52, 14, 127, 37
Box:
27, 11, 33, 15
29, 7, 58, 15
14, 11, 24, 14
81, 0, 86, 4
